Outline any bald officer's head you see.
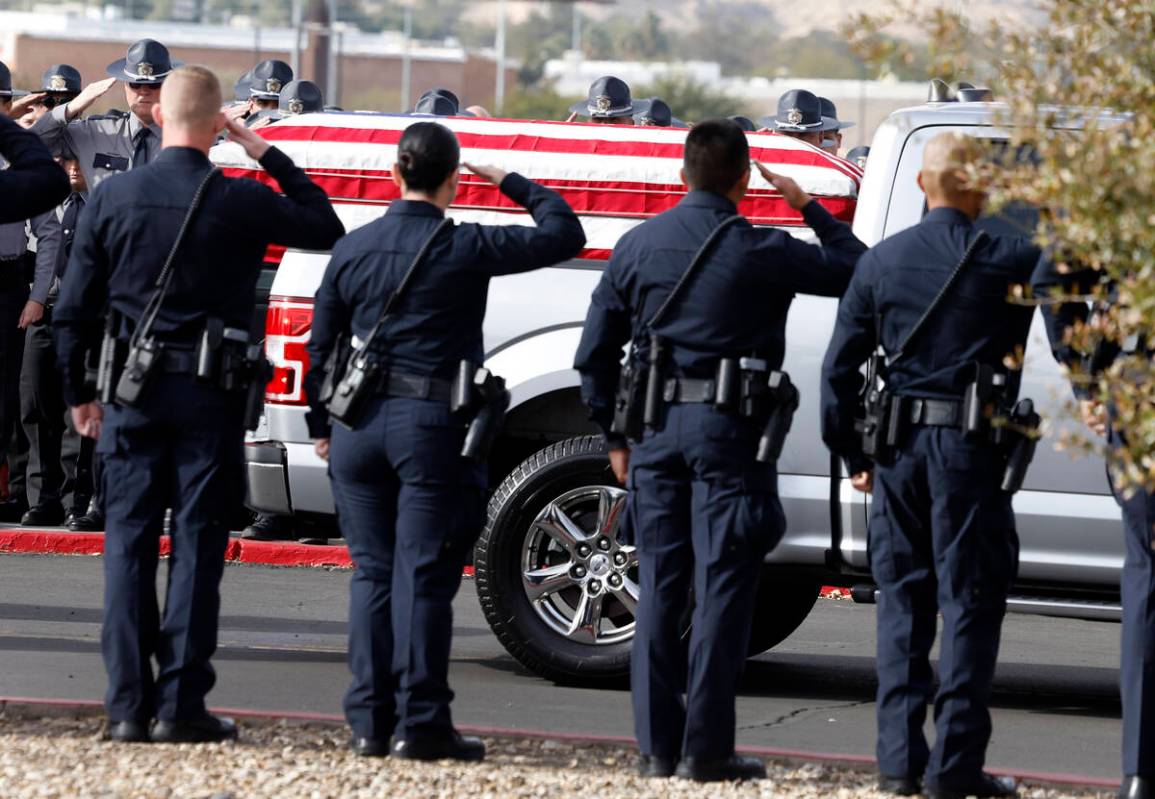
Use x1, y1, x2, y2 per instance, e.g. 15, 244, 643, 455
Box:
917, 131, 987, 220
154, 65, 226, 154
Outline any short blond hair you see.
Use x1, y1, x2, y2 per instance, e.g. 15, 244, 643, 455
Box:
159, 65, 222, 132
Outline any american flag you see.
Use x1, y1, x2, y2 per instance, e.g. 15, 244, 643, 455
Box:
211, 113, 862, 263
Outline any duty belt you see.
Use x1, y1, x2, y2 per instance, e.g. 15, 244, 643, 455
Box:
374, 371, 453, 403
906, 397, 962, 427
662, 377, 715, 404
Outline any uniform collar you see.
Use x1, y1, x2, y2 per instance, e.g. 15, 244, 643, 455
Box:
923, 207, 976, 227
154, 146, 213, 166
127, 112, 162, 140
386, 200, 445, 218
679, 189, 739, 215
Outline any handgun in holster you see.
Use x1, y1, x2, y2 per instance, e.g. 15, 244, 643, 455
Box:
642, 333, 667, 430
96, 311, 127, 405
962, 363, 1009, 440
856, 353, 895, 463
610, 355, 645, 442
1000, 398, 1041, 493
756, 370, 800, 463
452, 360, 510, 461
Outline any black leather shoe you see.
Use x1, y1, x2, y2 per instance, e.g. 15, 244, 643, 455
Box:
350, 736, 390, 757
391, 731, 485, 762
675, 755, 767, 782
926, 774, 1018, 799
1120, 776, 1154, 799
241, 514, 295, 541
637, 754, 678, 778
68, 510, 104, 532
21, 504, 65, 527
0, 496, 29, 522
879, 774, 923, 796
105, 720, 151, 743
151, 714, 238, 744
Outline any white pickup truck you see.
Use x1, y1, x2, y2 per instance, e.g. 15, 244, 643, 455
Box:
240, 97, 1122, 684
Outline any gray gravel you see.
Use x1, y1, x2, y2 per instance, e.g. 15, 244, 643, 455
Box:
0, 712, 1111, 799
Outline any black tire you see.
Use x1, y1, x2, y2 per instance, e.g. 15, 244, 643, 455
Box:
475, 436, 631, 685
746, 572, 822, 656
475, 435, 823, 683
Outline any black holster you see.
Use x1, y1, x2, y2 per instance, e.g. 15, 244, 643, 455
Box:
610, 357, 645, 442
642, 333, 666, 429
756, 371, 800, 463
999, 398, 1041, 494
317, 334, 351, 407
856, 354, 895, 463
452, 361, 510, 461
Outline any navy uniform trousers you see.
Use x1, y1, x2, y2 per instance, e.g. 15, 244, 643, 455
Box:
100, 374, 244, 723
329, 396, 486, 741
869, 426, 1017, 786
1108, 427, 1155, 778
627, 403, 784, 760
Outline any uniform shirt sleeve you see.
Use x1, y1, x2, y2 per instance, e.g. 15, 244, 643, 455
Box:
237, 147, 346, 251
1030, 250, 1094, 399
53, 188, 109, 406
573, 250, 633, 449
471, 173, 587, 275
820, 250, 878, 472
29, 104, 71, 157
748, 200, 867, 297
28, 210, 61, 305
0, 116, 69, 224
303, 243, 353, 438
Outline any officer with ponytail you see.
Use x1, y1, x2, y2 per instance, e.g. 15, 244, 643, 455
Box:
304, 122, 585, 761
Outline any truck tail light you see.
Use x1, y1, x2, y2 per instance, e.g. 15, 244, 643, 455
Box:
264, 296, 313, 406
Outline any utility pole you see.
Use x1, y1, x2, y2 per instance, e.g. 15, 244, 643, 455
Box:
495, 0, 507, 114
400, 1, 413, 112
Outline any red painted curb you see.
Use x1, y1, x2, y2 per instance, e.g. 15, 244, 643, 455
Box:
0, 529, 353, 569
0, 696, 1119, 790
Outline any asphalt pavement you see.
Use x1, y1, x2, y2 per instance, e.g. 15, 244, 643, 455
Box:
0, 553, 1125, 782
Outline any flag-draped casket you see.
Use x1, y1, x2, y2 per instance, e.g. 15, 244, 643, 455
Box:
210, 113, 862, 263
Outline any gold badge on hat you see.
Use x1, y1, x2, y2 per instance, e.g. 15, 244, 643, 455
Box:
593, 95, 612, 114
786, 108, 804, 126
48, 75, 67, 91
288, 98, 304, 115
267, 79, 282, 94
137, 62, 155, 78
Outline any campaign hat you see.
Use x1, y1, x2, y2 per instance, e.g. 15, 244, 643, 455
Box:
249, 60, 294, 100
818, 96, 854, 129
39, 64, 82, 95
758, 89, 840, 133
106, 39, 182, 84
0, 61, 28, 98
569, 76, 650, 119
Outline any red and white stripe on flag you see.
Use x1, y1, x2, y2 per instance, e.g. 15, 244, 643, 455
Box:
210, 114, 862, 263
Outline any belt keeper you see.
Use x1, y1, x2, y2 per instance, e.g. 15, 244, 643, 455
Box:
663, 379, 676, 402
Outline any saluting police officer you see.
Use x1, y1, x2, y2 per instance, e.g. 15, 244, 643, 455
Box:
16, 65, 82, 131
820, 132, 1068, 799
304, 122, 585, 761
55, 65, 344, 744
33, 38, 180, 189
574, 119, 866, 782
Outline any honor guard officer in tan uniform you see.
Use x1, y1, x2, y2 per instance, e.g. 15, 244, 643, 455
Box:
568, 77, 648, 126
33, 39, 181, 189
759, 89, 840, 147
16, 66, 82, 131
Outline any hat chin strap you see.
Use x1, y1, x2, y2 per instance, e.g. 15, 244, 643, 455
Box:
123, 69, 170, 81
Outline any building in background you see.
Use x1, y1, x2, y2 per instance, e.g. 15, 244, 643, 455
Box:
0, 9, 518, 112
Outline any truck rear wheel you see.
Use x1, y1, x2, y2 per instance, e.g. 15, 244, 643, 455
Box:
474, 436, 821, 684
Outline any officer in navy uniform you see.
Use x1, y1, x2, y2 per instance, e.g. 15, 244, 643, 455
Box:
1034, 251, 1155, 799
574, 119, 866, 782
33, 39, 180, 190
304, 122, 584, 761
569, 76, 649, 125
820, 132, 1072, 799
758, 89, 840, 147
0, 113, 69, 223
54, 66, 344, 744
